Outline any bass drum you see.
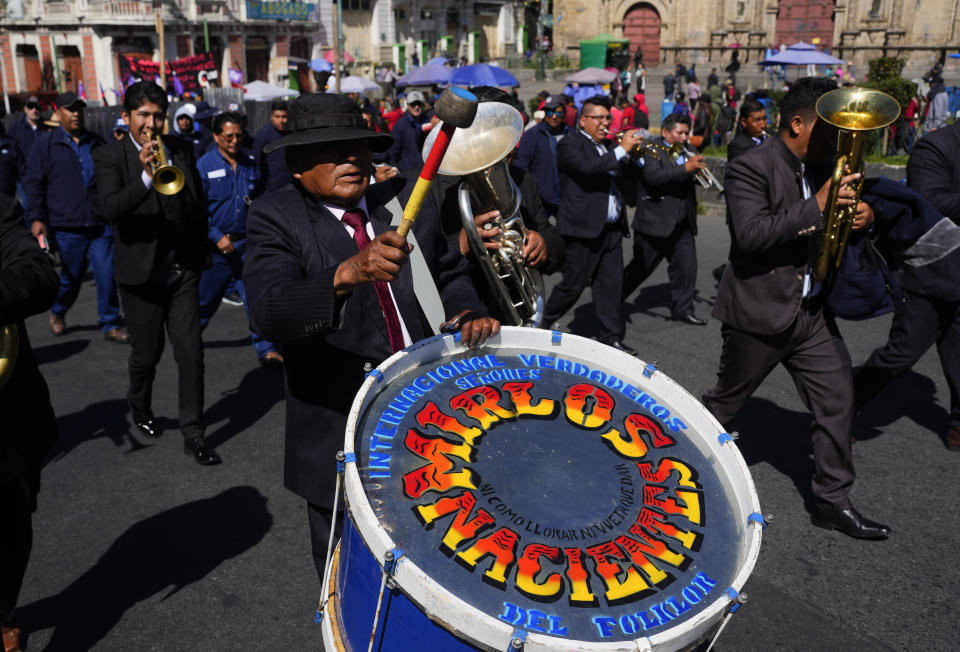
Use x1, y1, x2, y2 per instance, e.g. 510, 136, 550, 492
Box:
324, 327, 762, 651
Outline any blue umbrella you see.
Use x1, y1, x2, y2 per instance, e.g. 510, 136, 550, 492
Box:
396, 63, 452, 87
310, 57, 334, 73
449, 64, 519, 88
426, 56, 449, 65
761, 42, 843, 66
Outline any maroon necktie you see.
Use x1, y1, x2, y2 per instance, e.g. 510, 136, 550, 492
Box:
341, 210, 406, 353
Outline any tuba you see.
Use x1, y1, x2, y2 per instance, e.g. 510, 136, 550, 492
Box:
812, 88, 900, 281
145, 128, 185, 196
422, 102, 545, 327
0, 324, 19, 390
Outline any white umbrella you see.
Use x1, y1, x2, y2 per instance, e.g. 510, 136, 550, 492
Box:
243, 80, 300, 101
330, 75, 382, 94
563, 67, 618, 84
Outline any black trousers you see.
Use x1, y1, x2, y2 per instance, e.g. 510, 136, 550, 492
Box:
702, 304, 856, 508
622, 222, 698, 318
854, 290, 960, 433
542, 226, 624, 343
118, 270, 205, 439
0, 482, 32, 625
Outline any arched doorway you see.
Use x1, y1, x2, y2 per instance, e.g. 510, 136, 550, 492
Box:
623, 3, 660, 66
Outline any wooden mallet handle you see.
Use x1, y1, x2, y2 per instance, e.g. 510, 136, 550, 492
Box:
396, 87, 478, 237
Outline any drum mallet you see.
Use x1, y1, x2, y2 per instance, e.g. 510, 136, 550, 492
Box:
395, 87, 478, 238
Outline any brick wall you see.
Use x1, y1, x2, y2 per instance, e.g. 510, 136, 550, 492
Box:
228, 34, 244, 78
275, 35, 288, 57
0, 34, 15, 95
177, 35, 192, 58
82, 33, 98, 101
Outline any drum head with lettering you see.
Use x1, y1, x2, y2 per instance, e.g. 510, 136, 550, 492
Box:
348, 329, 760, 647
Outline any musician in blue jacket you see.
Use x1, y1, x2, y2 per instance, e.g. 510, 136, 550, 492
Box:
386, 90, 430, 173
514, 95, 572, 218
196, 111, 280, 366
23, 91, 127, 342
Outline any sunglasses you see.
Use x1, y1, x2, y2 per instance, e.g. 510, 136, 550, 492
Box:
26, 103, 40, 110
545, 109, 564, 116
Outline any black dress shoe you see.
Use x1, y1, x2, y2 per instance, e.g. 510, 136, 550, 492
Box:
604, 340, 637, 356
183, 437, 222, 466
134, 417, 161, 439
672, 314, 708, 326
811, 504, 890, 540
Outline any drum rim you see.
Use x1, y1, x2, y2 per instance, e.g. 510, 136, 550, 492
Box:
342, 327, 763, 651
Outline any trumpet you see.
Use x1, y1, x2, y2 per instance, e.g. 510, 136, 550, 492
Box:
616, 130, 661, 159
664, 142, 724, 192
145, 128, 185, 196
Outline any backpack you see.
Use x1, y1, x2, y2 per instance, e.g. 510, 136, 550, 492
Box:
716, 105, 736, 132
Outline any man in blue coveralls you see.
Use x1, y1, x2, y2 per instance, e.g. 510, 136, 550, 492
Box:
196, 112, 282, 367
24, 91, 128, 342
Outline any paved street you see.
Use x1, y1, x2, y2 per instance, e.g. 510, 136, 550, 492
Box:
13, 204, 959, 651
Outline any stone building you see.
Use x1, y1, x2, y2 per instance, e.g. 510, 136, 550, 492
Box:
0, 0, 525, 104
552, 0, 960, 73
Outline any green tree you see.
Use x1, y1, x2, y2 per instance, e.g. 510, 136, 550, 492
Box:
861, 56, 915, 111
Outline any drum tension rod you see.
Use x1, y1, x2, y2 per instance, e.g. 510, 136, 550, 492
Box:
317, 451, 357, 626
704, 589, 749, 652
508, 627, 527, 650
748, 512, 772, 530
364, 363, 384, 382
717, 431, 740, 445
643, 361, 659, 378
369, 548, 406, 652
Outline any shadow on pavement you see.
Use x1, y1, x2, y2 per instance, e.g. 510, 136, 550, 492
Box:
32, 339, 91, 366
47, 398, 147, 463
204, 366, 284, 450
853, 369, 949, 443
16, 486, 273, 652
726, 397, 817, 507
623, 281, 673, 321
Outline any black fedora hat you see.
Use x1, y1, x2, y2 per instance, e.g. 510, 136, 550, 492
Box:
263, 93, 393, 154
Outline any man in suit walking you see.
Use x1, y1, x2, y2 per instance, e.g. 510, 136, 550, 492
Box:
622, 112, 708, 325
93, 81, 220, 466
0, 193, 59, 652
726, 97, 770, 161
541, 95, 646, 354
702, 77, 890, 539
854, 121, 960, 451
243, 93, 499, 583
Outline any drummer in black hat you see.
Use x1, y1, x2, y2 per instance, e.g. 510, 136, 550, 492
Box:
242, 92, 497, 583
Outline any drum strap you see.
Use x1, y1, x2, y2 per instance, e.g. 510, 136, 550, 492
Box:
384, 196, 446, 335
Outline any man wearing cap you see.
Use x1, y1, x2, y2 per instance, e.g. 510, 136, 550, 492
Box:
112, 117, 129, 142
23, 91, 128, 343
514, 95, 572, 220
385, 90, 430, 173
7, 96, 48, 181
243, 92, 499, 582
253, 100, 293, 192
93, 81, 219, 466
173, 103, 208, 160
196, 111, 281, 367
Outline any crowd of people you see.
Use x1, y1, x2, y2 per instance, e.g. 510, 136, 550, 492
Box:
1, 66, 959, 651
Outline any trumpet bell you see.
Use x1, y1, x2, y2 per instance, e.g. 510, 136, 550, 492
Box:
816, 88, 901, 131
422, 101, 524, 176
153, 165, 185, 196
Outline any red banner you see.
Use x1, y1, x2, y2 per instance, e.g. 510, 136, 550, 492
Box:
119, 52, 220, 93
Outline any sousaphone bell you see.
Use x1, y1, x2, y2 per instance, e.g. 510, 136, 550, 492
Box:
422, 102, 545, 326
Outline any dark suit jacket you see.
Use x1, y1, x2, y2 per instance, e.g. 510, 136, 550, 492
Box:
907, 122, 960, 218
243, 177, 481, 507
726, 130, 766, 162
555, 131, 630, 239
0, 194, 58, 502
633, 136, 698, 238
713, 137, 822, 335
93, 134, 208, 286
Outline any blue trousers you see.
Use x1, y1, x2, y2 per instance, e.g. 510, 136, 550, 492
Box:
198, 238, 276, 359
51, 225, 121, 333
